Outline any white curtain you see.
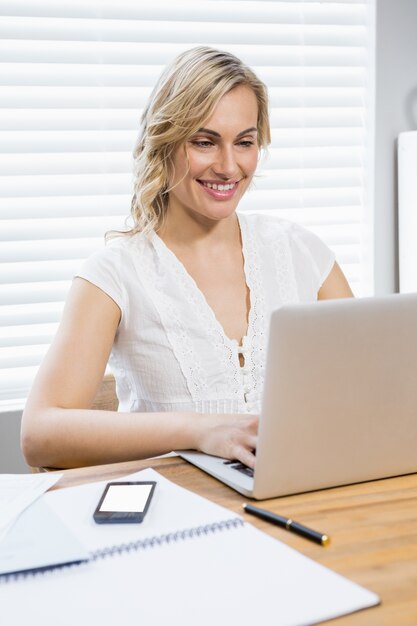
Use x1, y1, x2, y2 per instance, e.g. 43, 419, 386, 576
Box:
0, 0, 373, 408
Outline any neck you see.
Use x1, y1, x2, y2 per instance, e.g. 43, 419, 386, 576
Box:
157, 206, 240, 251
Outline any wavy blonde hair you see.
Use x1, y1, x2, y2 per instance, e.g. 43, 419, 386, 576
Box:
120, 46, 271, 236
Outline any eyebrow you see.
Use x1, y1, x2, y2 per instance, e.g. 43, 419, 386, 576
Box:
195, 127, 258, 138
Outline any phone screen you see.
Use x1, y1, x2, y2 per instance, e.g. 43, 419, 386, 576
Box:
93, 481, 156, 523
99, 483, 154, 513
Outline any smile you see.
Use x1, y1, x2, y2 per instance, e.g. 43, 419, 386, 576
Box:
197, 179, 240, 200
199, 181, 237, 191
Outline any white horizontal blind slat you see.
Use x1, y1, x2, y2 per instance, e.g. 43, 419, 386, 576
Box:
0, 152, 132, 175
0, 302, 64, 325
1, 64, 367, 87
0, 44, 368, 67
0, 18, 367, 46
0, 1, 367, 24
0, 323, 58, 348
0, 195, 130, 218
0, 0, 371, 407
1, 217, 126, 240
0, 87, 366, 109
0, 260, 86, 284
0, 239, 103, 262
0, 173, 131, 196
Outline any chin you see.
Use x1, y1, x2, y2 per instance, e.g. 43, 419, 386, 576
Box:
197, 194, 245, 220
199, 203, 240, 222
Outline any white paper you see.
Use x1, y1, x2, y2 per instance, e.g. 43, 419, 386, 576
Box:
0, 473, 62, 542
44, 468, 238, 553
0, 498, 89, 576
0, 513, 379, 626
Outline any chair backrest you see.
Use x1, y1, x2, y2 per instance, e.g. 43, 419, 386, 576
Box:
91, 372, 119, 412
31, 373, 119, 472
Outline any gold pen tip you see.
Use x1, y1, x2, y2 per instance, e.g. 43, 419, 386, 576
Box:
321, 534, 331, 547
242, 503, 247, 510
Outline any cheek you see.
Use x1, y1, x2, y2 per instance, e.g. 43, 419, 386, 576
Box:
187, 152, 212, 179
239, 151, 258, 179
247, 150, 259, 172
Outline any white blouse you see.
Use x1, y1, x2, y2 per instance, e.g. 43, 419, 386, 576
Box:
76, 213, 335, 416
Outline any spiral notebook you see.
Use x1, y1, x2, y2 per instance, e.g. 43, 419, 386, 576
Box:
0, 468, 379, 626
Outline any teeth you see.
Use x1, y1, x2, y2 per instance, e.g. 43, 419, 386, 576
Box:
201, 181, 236, 191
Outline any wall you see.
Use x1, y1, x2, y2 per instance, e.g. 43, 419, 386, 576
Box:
0, 410, 30, 473
373, 0, 417, 294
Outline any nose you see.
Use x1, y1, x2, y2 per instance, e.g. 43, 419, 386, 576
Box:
212, 145, 239, 180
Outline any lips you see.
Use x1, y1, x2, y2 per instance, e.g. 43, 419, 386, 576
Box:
197, 179, 240, 200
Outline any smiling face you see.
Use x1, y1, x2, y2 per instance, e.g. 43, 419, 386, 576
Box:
167, 85, 259, 224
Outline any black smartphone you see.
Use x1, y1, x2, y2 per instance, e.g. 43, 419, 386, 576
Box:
93, 481, 156, 524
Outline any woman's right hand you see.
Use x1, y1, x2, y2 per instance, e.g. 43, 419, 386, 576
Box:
193, 413, 258, 469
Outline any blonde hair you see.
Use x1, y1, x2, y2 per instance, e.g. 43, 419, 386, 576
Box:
121, 46, 271, 236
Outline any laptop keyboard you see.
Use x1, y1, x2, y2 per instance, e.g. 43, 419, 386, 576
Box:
223, 460, 254, 478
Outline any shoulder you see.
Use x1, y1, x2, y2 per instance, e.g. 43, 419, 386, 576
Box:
239, 212, 312, 244
75, 232, 150, 312
81, 232, 149, 270
239, 212, 335, 291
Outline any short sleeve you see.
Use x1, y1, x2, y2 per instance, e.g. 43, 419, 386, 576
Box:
286, 221, 335, 296
75, 242, 125, 313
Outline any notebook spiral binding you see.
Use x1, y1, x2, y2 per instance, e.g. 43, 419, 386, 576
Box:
92, 517, 244, 560
1, 517, 244, 584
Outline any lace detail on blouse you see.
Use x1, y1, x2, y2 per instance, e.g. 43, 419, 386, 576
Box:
133, 238, 210, 401
273, 227, 299, 304
258, 216, 299, 304
238, 214, 268, 404
150, 232, 242, 400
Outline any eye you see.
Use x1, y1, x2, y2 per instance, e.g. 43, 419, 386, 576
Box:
237, 140, 255, 148
190, 140, 214, 148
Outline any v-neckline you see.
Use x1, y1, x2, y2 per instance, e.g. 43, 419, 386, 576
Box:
151, 212, 253, 350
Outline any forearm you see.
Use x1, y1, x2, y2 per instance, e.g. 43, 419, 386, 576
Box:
21, 407, 200, 469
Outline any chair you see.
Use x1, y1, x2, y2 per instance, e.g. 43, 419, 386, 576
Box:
31, 373, 119, 472
90, 372, 119, 412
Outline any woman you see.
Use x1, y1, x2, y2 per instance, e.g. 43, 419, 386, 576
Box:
21, 47, 353, 469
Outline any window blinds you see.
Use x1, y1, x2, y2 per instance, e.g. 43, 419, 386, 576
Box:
0, 0, 372, 409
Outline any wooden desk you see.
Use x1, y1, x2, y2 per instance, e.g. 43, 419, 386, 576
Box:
50, 457, 417, 625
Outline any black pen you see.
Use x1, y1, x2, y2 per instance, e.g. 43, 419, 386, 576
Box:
243, 503, 330, 546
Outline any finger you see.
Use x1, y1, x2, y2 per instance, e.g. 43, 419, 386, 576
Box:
231, 444, 256, 469
244, 415, 259, 433
239, 448, 256, 470
244, 435, 257, 451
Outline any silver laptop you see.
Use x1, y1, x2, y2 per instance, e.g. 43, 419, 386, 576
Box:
179, 293, 417, 499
